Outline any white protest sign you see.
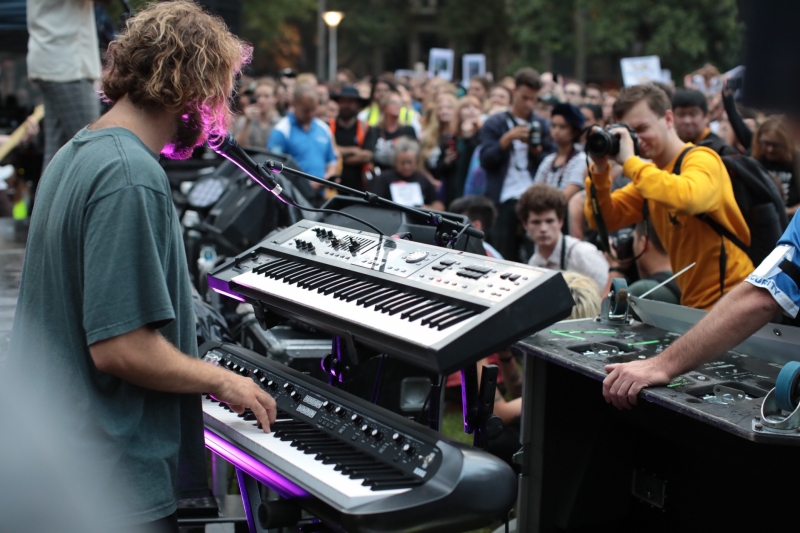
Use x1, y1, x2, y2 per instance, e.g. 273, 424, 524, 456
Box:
389, 182, 425, 207
462, 54, 486, 82
428, 48, 455, 81
620, 55, 662, 87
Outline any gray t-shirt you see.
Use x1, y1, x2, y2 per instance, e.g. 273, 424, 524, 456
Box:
7, 127, 200, 523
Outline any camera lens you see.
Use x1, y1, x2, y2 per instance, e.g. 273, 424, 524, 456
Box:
586, 129, 622, 157
586, 130, 612, 157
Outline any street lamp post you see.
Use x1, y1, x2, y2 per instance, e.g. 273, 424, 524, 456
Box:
323, 11, 343, 82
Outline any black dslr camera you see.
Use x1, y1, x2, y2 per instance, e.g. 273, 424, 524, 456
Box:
610, 227, 635, 261
586, 124, 639, 158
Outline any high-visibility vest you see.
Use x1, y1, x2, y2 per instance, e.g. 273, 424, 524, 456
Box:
365, 105, 415, 127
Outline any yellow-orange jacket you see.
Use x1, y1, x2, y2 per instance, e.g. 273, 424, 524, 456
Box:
584, 144, 753, 310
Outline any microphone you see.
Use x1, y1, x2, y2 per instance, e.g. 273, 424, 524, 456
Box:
212, 134, 283, 198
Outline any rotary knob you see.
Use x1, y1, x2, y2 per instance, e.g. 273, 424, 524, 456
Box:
361, 424, 371, 435
322, 400, 333, 411
351, 413, 362, 424
334, 406, 347, 418
289, 390, 300, 402
371, 429, 383, 441
405, 251, 429, 263
402, 443, 416, 456
283, 382, 294, 393
266, 380, 278, 391
392, 433, 404, 445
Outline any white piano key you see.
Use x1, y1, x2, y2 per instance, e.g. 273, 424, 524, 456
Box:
232, 271, 477, 346
202, 399, 410, 511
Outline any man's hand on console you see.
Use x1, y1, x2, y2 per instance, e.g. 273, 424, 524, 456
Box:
602, 358, 671, 410
213, 372, 278, 432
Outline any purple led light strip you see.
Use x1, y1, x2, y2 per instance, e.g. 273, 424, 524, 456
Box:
204, 429, 310, 499
211, 287, 245, 302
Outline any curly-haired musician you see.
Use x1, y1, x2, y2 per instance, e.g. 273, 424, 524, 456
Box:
7, 3, 275, 531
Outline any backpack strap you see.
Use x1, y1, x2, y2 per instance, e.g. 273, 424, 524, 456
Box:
673, 145, 745, 298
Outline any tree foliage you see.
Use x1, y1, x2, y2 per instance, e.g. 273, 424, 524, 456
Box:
510, 0, 744, 79
104, 0, 744, 82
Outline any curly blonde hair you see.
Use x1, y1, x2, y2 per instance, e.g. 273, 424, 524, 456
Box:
562, 271, 602, 320
101, 0, 251, 140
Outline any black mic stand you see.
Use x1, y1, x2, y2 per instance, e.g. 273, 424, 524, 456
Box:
263, 160, 484, 249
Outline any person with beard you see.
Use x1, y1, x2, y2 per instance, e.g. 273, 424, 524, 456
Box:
6, 3, 278, 532
329, 85, 375, 191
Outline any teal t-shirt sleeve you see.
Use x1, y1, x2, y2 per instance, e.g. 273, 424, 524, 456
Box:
83, 185, 176, 345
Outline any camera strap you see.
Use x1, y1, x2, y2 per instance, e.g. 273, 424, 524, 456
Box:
586, 154, 612, 254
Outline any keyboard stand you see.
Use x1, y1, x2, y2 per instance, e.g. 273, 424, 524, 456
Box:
513, 353, 547, 533
205, 429, 311, 532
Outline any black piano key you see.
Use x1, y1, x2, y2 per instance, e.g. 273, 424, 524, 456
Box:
305, 272, 339, 289
265, 261, 301, 276
315, 276, 347, 292
358, 288, 399, 307
297, 270, 330, 288
354, 287, 390, 305
375, 293, 412, 312
342, 464, 394, 474
295, 440, 341, 451
315, 449, 359, 459
359, 472, 409, 482
311, 272, 344, 287
283, 267, 319, 284
386, 297, 426, 315
436, 309, 476, 330
254, 259, 288, 275
419, 305, 458, 325
333, 281, 370, 299
343, 284, 379, 302
294, 268, 327, 285
422, 307, 465, 328
301, 443, 351, 454
404, 302, 447, 322
368, 479, 423, 491
322, 278, 355, 295
347, 468, 398, 479
267, 263, 302, 279
400, 300, 437, 319
320, 454, 362, 465
273, 264, 307, 280
333, 459, 381, 471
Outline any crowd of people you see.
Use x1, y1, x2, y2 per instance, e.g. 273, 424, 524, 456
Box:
227, 61, 798, 320
8, 2, 800, 531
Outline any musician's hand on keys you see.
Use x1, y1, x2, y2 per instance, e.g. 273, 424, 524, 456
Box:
214, 372, 277, 432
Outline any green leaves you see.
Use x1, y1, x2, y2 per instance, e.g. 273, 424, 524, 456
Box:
509, 0, 743, 79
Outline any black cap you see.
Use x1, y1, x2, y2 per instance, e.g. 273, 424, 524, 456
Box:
551, 102, 585, 131
330, 85, 370, 106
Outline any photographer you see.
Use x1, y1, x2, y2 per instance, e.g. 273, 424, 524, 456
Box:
605, 220, 681, 305
479, 67, 555, 262
583, 84, 753, 310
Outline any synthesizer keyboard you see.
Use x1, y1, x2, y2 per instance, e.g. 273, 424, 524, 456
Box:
201, 342, 517, 533
208, 220, 573, 374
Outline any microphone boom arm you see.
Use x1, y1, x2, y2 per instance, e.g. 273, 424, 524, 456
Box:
264, 160, 485, 247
